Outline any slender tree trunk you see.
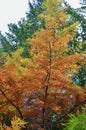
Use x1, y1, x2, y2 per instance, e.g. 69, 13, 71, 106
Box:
42, 85, 48, 128
42, 42, 52, 128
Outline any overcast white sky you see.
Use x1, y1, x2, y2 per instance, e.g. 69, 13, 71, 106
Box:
0, 0, 28, 34
0, 0, 80, 35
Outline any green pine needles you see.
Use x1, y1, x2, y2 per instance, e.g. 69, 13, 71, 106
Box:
63, 106, 86, 130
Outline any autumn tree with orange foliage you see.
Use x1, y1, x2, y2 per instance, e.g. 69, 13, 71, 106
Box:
0, 0, 85, 130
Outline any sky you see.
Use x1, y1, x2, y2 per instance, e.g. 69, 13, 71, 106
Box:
66, 0, 80, 8
0, 0, 80, 35
0, 0, 28, 34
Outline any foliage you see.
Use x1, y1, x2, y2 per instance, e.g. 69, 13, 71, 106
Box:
64, 1, 86, 53
0, 31, 15, 57
6, 0, 45, 52
73, 64, 86, 87
0, 116, 26, 130
64, 2, 86, 87
0, 0, 86, 130
63, 106, 86, 130
0, 0, 45, 59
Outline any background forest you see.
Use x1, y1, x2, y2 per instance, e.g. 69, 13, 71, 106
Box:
0, 0, 86, 130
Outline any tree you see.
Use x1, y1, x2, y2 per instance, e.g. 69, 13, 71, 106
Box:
63, 106, 86, 130
80, 0, 86, 6
64, 2, 86, 87
0, 116, 26, 130
25, 0, 85, 128
0, 0, 45, 59
6, 0, 45, 52
73, 64, 86, 87
64, 2, 86, 53
0, 31, 15, 56
0, 0, 85, 130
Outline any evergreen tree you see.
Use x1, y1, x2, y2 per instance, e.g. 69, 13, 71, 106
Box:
0, 31, 15, 56
5, 0, 45, 58
0, 0, 45, 59
6, 0, 45, 45
63, 106, 86, 130
65, 2, 86, 87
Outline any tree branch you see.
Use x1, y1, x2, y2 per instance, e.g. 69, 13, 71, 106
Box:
0, 89, 23, 119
